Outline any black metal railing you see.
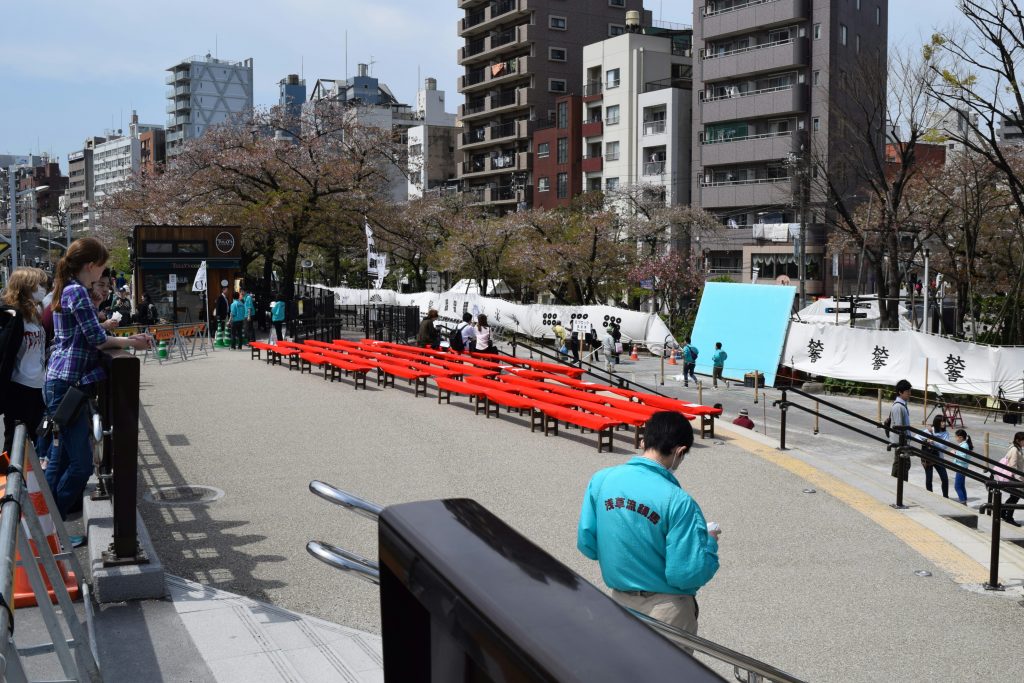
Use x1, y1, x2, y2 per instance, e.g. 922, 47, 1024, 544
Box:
774, 386, 1024, 590
91, 349, 146, 565
292, 305, 421, 345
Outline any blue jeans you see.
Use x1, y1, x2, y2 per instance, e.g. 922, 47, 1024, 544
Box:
40, 379, 94, 520
954, 472, 967, 503
924, 461, 949, 498
683, 362, 697, 385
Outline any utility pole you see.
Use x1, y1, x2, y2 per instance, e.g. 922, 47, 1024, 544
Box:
923, 248, 930, 334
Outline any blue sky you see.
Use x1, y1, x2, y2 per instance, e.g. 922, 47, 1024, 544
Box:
0, 0, 964, 169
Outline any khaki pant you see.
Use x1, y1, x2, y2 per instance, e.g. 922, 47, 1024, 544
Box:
612, 590, 698, 652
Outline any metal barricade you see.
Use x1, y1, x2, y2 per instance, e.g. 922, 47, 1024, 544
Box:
0, 425, 102, 682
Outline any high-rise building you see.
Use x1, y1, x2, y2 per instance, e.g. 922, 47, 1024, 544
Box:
456, 0, 650, 212
279, 74, 307, 118
67, 139, 104, 234
581, 20, 694, 206
691, 0, 888, 295
165, 54, 254, 159
94, 114, 163, 202
531, 94, 583, 209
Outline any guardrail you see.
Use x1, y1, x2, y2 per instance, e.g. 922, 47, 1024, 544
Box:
292, 305, 421, 345
305, 481, 803, 682
774, 386, 1024, 590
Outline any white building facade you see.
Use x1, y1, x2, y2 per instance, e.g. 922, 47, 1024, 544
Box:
166, 55, 254, 159
408, 78, 458, 198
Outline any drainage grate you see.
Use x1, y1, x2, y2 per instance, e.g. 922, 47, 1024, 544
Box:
143, 485, 224, 506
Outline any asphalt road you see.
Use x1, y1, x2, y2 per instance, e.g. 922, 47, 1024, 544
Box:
128, 347, 1024, 682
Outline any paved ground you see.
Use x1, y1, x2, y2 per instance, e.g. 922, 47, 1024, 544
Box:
127, 345, 1024, 682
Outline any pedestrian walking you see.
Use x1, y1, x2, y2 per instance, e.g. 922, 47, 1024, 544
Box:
681, 337, 699, 387
923, 414, 951, 498
41, 238, 150, 531
1, 267, 49, 455
601, 326, 616, 374
577, 411, 720, 646
229, 292, 246, 349
609, 322, 622, 364
552, 320, 568, 358
270, 298, 286, 342
474, 313, 498, 354
711, 342, 728, 388
995, 432, 1024, 527
241, 287, 256, 342
952, 429, 973, 505
416, 309, 440, 349
888, 379, 913, 480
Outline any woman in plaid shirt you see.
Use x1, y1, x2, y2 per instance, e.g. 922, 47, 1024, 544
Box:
42, 238, 151, 524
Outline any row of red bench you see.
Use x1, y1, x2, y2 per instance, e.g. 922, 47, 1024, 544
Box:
247, 339, 720, 452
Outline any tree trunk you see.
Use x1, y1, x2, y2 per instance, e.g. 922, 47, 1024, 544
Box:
281, 234, 302, 298
261, 239, 276, 295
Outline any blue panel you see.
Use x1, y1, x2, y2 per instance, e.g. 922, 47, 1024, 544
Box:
689, 282, 795, 387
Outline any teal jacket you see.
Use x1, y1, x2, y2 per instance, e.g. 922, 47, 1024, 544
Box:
712, 349, 727, 368
271, 301, 286, 322
683, 344, 698, 363
243, 293, 255, 318
230, 300, 247, 322
578, 457, 719, 595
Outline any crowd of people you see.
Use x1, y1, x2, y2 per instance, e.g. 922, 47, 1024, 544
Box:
1, 238, 151, 546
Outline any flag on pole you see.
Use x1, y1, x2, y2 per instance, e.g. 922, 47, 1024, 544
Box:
366, 218, 390, 288
192, 260, 208, 292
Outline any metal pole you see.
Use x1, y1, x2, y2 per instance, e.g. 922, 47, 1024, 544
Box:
779, 389, 788, 450
0, 426, 27, 638
762, 392, 767, 435
7, 165, 16, 269
814, 401, 819, 435
753, 369, 759, 404
923, 358, 929, 424
986, 488, 1003, 590
984, 432, 990, 460
877, 388, 882, 422
894, 431, 907, 508
923, 248, 930, 334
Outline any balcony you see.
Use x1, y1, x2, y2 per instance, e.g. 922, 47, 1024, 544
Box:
582, 155, 603, 173
460, 150, 531, 178
582, 119, 604, 137
702, 0, 809, 40
699, 176, 792, 207
458, 120, 530, 150
701, 84, 808, 123
458, 0, 488, 9
643, 120, 667, 136
465, 185, 521, 205
643, 161, 667, 177
643, 77, 694, 93
165, 69, 190, 84
701, 37, 809, 82
459, 56, 531, 93
459, 0, 529, 37
583, 80, 603, 100
458, 23, 534, 66
700, 131, 797, 166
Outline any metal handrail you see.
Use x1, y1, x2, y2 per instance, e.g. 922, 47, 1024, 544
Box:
306, 542, 380, 585
0, 426, 27, 642
628, 608, 807, 683
309, 481, 383, 521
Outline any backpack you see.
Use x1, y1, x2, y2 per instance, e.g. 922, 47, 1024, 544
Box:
0, 308, 25, 390
449, 323, 466, 352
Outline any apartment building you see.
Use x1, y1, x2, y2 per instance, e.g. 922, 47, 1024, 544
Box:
691, 0, 888, 295
456, 0, 649, 212
94, 114, 164, 202
408, 78, 459, 198
166, 54, 254, 159
66, 140, 104, 234
580, 20, 693, 207
531, 95, 583, 209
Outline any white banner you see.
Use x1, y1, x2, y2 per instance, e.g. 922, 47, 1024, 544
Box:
319, 284, 676, 353
192, 261, 208, 292
783, 322, 1024, 400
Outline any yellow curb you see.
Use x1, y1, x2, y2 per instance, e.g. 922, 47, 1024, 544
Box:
720, 429, 989, 584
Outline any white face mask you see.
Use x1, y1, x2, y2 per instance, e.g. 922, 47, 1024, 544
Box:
32, 286, 46, 303
668, 448, 687, 472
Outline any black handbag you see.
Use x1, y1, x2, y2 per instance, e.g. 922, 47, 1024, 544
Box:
52, 386, 91, 433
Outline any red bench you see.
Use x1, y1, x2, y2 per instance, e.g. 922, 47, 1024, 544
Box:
376, 362, 430, 396
299, 352, 334, 379
434, 377, 488, 414
531, 401, 621, 452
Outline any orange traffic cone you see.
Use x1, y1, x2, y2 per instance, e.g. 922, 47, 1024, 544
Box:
0, 452, 80, 607
668, 353, 677, 366
630, 344, 639, 361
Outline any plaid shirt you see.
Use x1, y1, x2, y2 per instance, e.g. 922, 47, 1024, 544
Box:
47, 279, 109, 386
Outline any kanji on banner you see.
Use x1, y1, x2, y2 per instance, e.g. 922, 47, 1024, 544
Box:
783, 322, 1024, 400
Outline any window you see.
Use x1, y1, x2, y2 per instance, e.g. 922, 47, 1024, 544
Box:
813, 23, 820, 39
549, 47, 567, 62
606, 177, 619, 190
557, 101, 568, 128
557, 138, 568, 163
606, 68, 621, 89
813, 70, 820, 86
537, 142, 550, 158
608, 24, 625, 36
556, 172, 568, 198
143, 242, 173, 255
606, 104, 620, 125
876, 6, 881, 25
609, 0, 625, 6
605, 141, 620, 161
549, 15, 567, 30
538, 177, 550, 192
840, 24, 847, 46
549, 78, 567, 93
409, 143, 423, 156
812, 117, 820, 131
176, 242, 207, 255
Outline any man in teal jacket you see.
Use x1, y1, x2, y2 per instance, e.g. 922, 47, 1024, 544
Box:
578, 411, 721, 640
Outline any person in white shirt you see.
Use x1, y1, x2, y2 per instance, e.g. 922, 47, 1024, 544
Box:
474, 313, 497, 354
1, 267, 49, 454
